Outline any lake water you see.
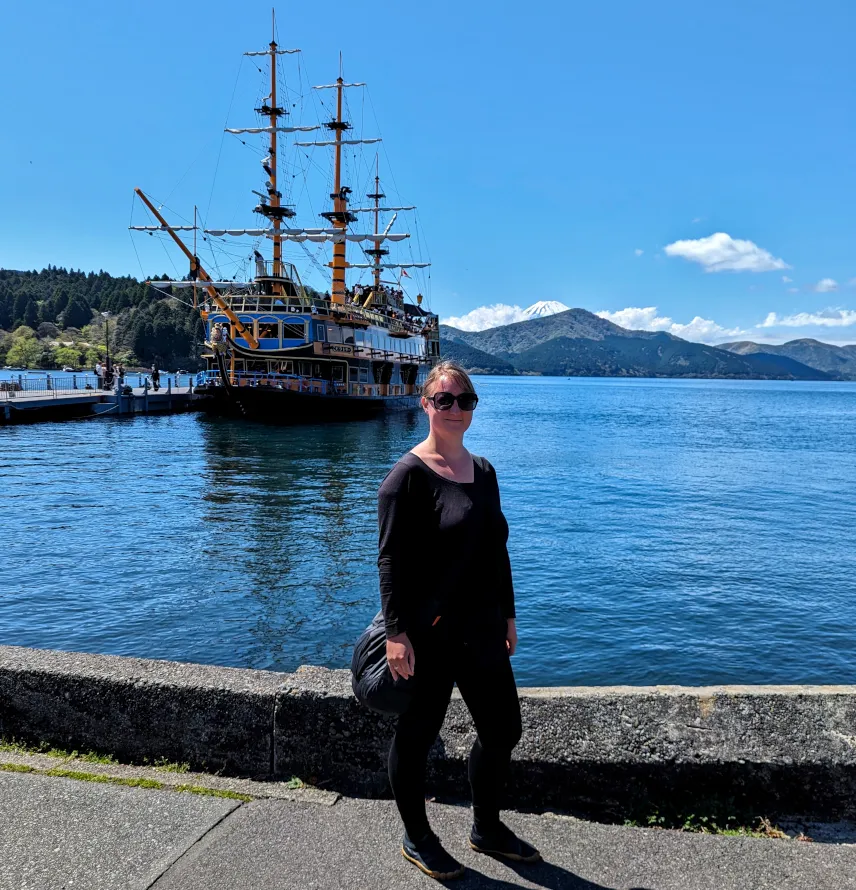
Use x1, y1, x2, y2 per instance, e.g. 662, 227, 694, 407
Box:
2, 375, 855, 687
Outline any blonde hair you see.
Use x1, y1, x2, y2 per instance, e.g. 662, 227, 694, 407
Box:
422, 360, 476, 398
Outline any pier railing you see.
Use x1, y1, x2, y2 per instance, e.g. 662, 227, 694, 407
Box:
195, 370, 337, 395
194, 370, 417, 398
0, 375, 103, 400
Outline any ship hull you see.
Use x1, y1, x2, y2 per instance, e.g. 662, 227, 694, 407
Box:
195, 384, 421, 423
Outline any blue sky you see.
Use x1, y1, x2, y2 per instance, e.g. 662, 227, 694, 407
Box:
1, 0, 855, 344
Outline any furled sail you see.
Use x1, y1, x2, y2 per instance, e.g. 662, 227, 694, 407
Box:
202, 229, 408, 242
294, 139, 382, 147
225, 126, 321, 134
130, 225, 197, 231
346, 263, 431, 269
244, 49, 300, 56
350, 207, 416, 213
205, 229, 271, 237
277, 233, 410, 243
151, 281, 248, 289
313, 82, 366, 89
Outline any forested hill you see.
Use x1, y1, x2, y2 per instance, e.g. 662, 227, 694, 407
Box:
0, 266, 204, 370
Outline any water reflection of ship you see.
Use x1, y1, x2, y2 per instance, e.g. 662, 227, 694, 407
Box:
199, 413, 421, 669
131, 18, 439, 423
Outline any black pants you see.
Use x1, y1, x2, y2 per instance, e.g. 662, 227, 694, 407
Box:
388, 609, 522, 840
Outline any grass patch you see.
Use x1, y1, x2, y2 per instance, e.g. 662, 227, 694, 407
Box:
75, 751, 117, 765
152, 757, 190, 774
624, 808, 789, 838
44, 768, 164, 790
174, 784, 252, 802
0, 737, 183, 771
283, 776, 304, 790
0, 763, 36, 773
0, 737, 71, 758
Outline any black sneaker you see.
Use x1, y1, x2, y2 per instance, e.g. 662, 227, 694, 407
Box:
469, 821, 541, 862
401, 830, 466, 880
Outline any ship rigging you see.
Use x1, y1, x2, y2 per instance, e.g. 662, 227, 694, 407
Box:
130, 18, 439, 421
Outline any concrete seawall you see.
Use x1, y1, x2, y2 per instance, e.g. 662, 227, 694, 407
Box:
2, 644, 855, 820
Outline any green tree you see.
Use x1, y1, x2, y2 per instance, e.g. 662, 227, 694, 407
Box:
55, 346, 83, 368
83, 347, 104, 368
0, 331, 11, 366
38, 343, 57, 368
22, 300, 39, 329
63, 299, 91, 330
6, 337, 44, 368
12, 325, 36, 340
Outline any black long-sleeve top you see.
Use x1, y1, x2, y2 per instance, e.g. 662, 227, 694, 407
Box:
377, 451, 516, 638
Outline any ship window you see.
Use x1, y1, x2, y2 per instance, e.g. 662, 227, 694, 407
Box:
313, 363, 321, 377
332, 365, 344, 382
299, 361, 312, 376
316, 322, 326, 341
354, 329, 364, 345
358, 367, 369, 383
277, 361, 294, 374
326, 325, 342, 344
282, 322, 306, 340
342, 326, 355, 345
258, 322, 279, 340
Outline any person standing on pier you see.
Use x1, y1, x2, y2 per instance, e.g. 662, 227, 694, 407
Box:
151, 364, 160, 392
377, 360, 539, 881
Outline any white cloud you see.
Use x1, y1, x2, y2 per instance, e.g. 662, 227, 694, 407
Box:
759, 308, 856, 328
596, 306, 672, 331
442, 303, 529, 331
634, 248, 644, 257
596, 306, 745, 343
782, 276, 792, 283
788, 287, 798, 293
691, 217, 703, 224
814, 278, 838, 293
664, 232, 790, 273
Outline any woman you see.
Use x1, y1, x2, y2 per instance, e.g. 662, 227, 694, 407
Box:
378, 360, 540, 880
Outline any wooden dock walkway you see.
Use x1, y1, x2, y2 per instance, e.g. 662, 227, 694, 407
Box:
0, 385, 210, 424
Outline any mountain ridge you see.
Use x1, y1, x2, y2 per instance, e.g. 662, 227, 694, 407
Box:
719, 338, 856, 379
441, 308, 838, 380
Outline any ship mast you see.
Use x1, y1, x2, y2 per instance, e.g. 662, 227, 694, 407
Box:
327, 71, 351, 306
249, 10, 297, 295
366, 156, 387, 295
269, 25, 281, 284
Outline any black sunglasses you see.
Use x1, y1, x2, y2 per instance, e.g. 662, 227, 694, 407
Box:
425, 391, 479, 411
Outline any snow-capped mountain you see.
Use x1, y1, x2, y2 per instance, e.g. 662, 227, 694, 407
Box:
521, 301, 570, 320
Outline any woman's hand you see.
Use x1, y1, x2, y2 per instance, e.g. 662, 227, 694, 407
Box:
505, 619, 518, 656
386, 632, 415, 680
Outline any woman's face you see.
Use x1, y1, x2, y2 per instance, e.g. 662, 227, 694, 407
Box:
423, 374, 474, 439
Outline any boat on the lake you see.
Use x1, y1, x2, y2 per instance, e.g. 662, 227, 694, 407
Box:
131, 20, 438, 422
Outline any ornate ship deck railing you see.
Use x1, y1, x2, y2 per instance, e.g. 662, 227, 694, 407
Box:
194, 370, 420, 398
212, 294, 438, 338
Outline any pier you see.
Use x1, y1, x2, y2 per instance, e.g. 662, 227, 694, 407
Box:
0, 374, 209, 424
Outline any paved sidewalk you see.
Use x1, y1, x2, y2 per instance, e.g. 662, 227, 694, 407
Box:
2, 770, 855, 890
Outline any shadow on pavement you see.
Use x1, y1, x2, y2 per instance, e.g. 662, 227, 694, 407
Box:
451, 855, 655, 889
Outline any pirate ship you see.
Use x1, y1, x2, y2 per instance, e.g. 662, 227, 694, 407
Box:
131, 20, 439, 421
